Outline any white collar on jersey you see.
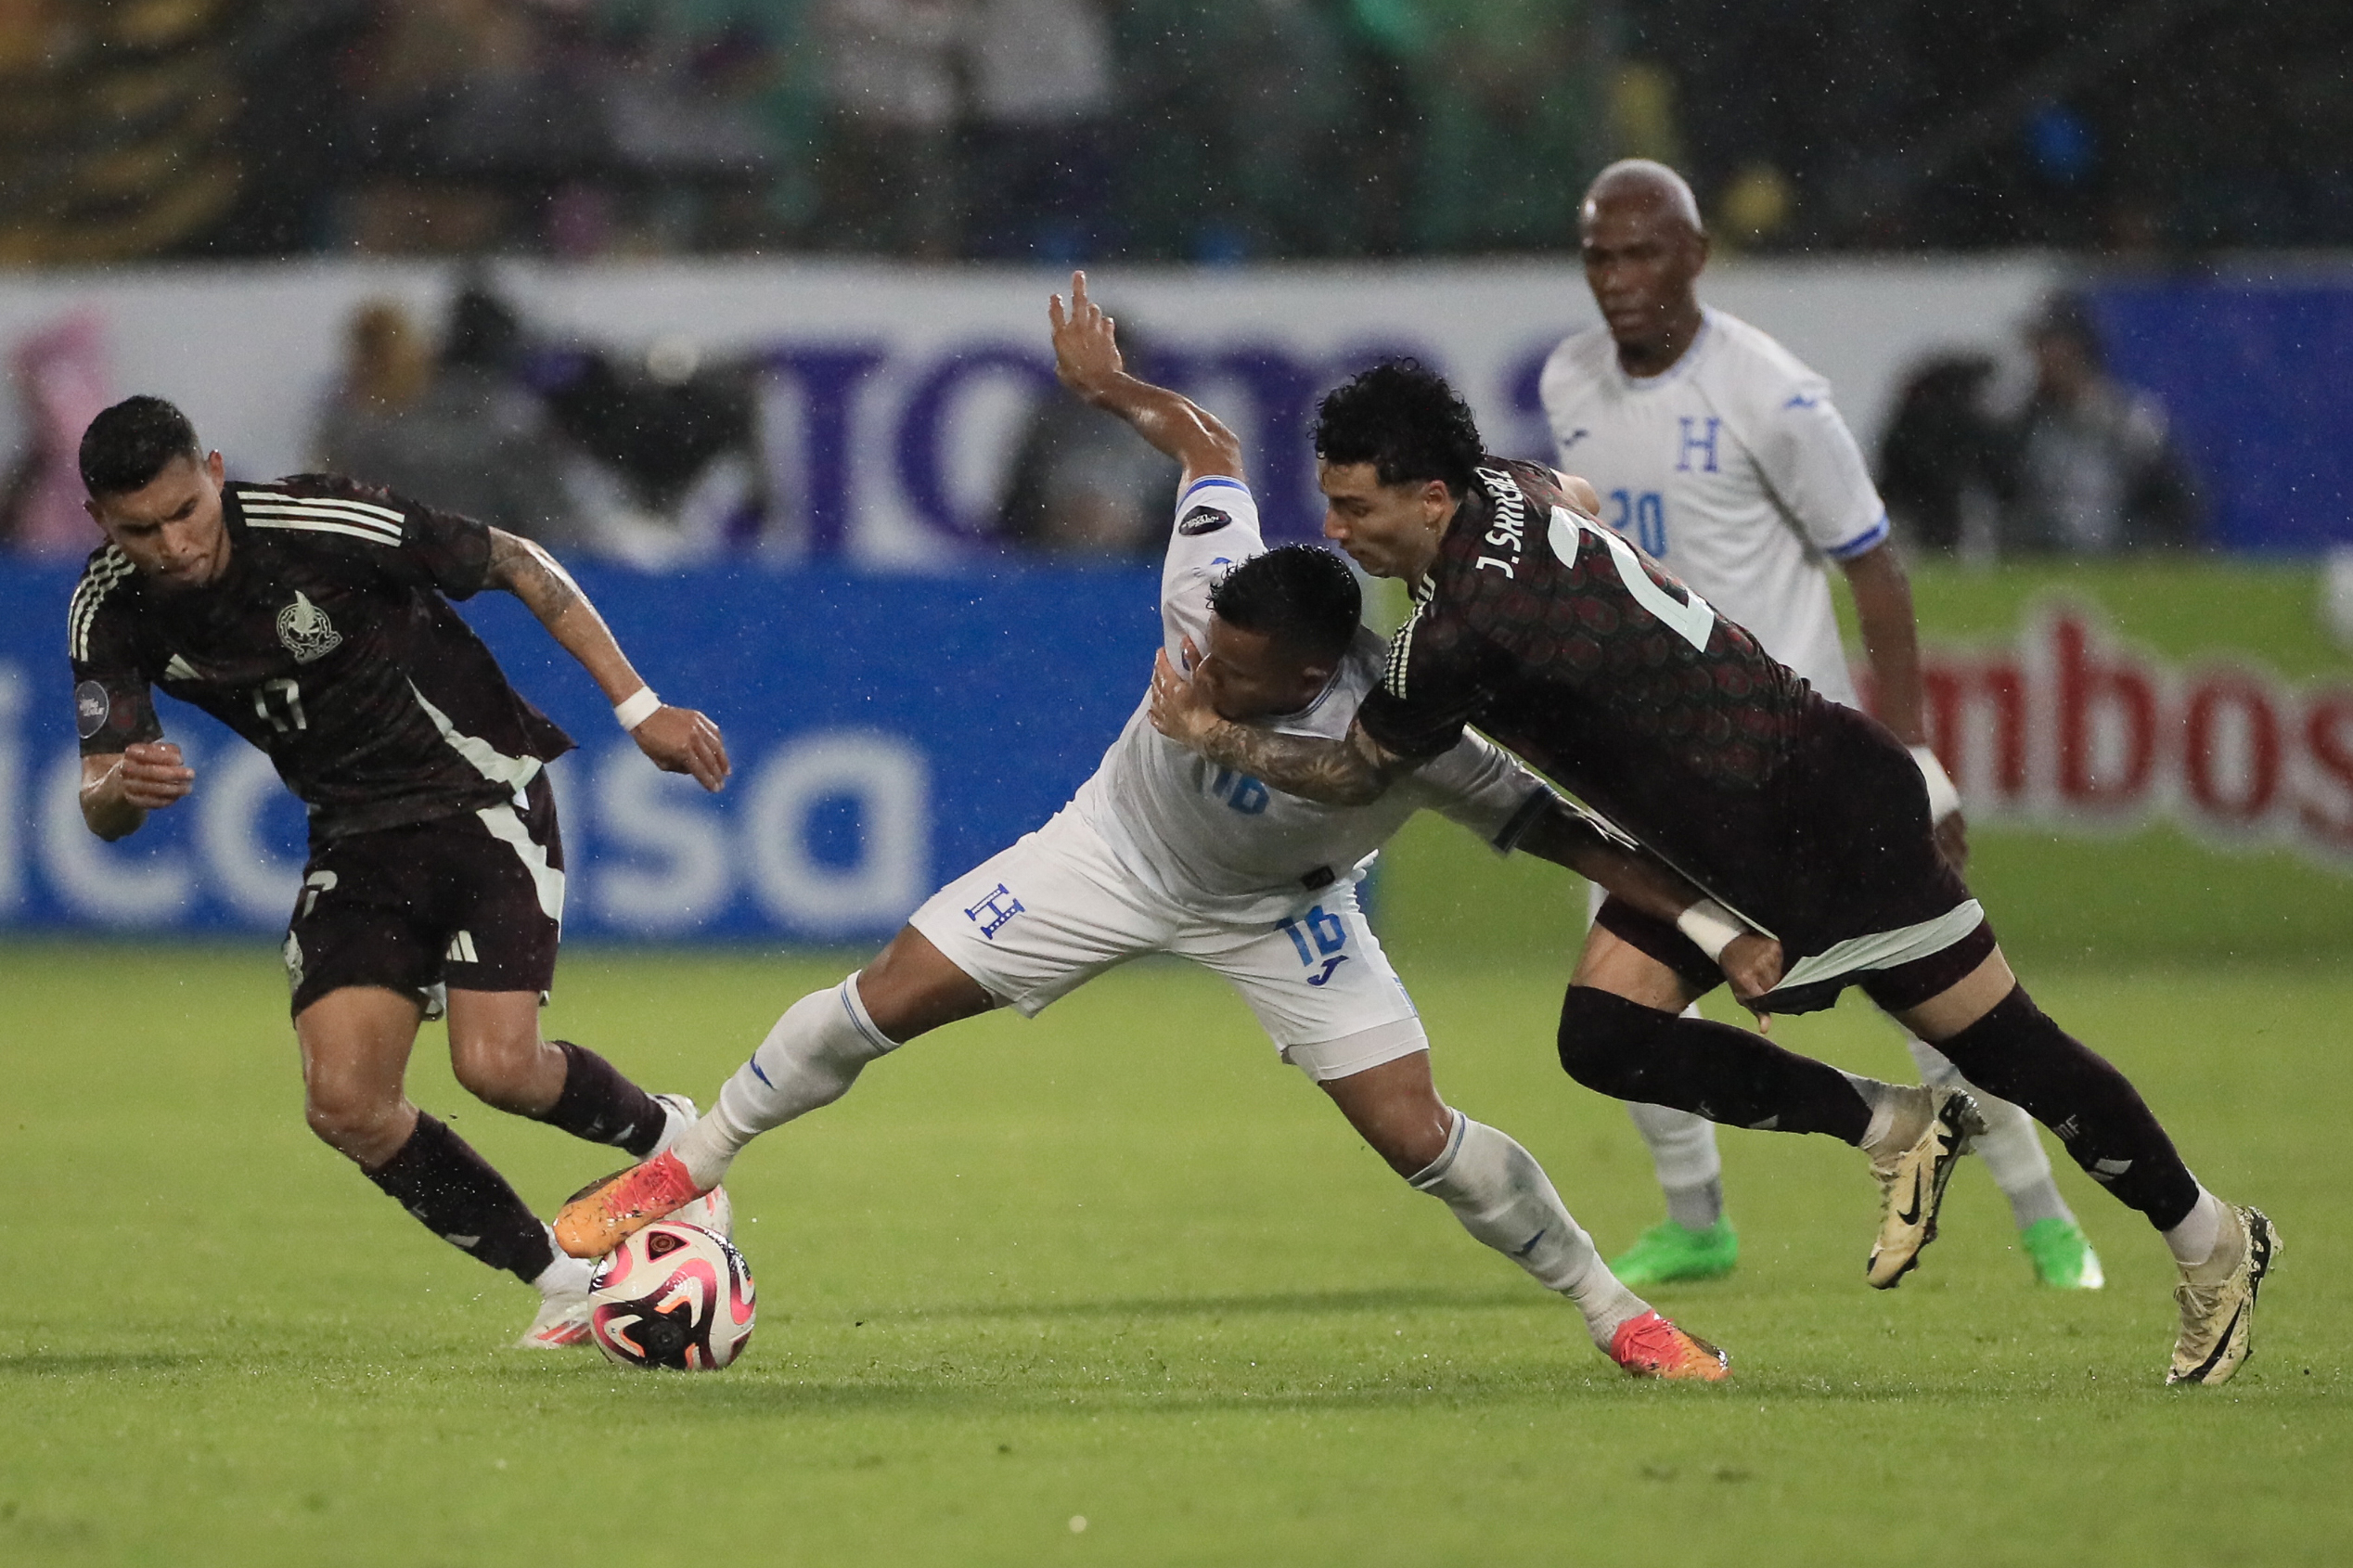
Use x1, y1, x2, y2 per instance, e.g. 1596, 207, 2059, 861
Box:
1612, 306, 1717, 392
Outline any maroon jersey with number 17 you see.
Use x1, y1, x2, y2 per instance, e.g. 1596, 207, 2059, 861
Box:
68, 474, 572, 846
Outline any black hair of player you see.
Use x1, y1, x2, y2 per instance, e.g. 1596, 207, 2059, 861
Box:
1313, 359, 1485, 498
1210, 545, 1363, 664
79, 395, 201, 499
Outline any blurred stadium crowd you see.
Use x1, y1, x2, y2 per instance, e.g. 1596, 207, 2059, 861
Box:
1, 0, 2343, 568
3, 0, 2347, 265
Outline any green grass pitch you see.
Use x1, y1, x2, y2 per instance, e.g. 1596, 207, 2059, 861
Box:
2, 939, 2347, 1566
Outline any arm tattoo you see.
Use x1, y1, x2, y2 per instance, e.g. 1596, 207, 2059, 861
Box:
488, 530, 581, 623
1191, 718, 1402, 806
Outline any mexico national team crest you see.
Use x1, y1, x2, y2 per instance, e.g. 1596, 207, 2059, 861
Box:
276, 590, 342, 663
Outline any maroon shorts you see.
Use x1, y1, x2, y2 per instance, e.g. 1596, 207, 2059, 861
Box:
1591, 893, 1997, 1017
283, 775, 564, 1016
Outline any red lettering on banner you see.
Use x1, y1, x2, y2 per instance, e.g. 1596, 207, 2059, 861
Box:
2182, 675, 2282, 824
1861, 597, 2345, 872
1918, 659, 2029, 803
2301, 691, 2353, 853
2053, 612, 2159, 809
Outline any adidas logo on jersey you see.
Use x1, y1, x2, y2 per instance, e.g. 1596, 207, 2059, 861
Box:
276, 591, 343, 663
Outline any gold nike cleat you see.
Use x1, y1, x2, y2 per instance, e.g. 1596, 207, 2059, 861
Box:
554, 1150, 710, 1259
2168, 1204, 2280, 1386
1865, 1087, 1984, 1289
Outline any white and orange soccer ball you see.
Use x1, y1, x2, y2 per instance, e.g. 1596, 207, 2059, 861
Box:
586, 1221, 755, 1371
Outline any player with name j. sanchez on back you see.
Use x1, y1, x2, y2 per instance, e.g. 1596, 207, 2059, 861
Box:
1540, 160, 2103, 1294
69, 397, 731, 1349
559, 274, 1751, 1381
1148, 358, 2277, 1386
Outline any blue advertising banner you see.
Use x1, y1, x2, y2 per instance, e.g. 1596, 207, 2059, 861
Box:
0, 563, 1159, 943
2089, 279, 2353, 553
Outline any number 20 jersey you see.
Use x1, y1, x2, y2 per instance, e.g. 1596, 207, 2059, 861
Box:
1537, 308, 1888, 707
68, 475, 572, 844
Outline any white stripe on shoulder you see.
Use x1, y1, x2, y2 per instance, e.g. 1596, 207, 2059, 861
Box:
1382, 606, 1421, 700
68, 547, 135, 662
242, 495, 405, 528
243, 516, 403, 547
240, 499, 405, 541
240, 490, 405, 526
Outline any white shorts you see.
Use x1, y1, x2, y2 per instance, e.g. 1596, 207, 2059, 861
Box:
908, 808, 1426, 1082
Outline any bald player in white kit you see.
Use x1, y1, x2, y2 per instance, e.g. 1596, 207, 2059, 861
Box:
1537, 160, 2102, 1291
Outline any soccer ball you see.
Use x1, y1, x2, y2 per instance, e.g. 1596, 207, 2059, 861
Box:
587, 1221, 755, 1370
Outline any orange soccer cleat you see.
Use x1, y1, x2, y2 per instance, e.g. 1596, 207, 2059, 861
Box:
554, 1150, 710, 1259
1608, 1309, 1731, 1382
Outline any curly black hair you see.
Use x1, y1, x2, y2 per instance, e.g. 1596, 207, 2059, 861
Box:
79, 395, 200, 499
1209, 544, 1362, 662
1311, 359, 1485, 497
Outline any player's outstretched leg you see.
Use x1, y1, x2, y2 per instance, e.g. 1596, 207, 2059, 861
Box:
1905, 1035, 2102, 1289
557, 973, 902, 1256
1557, 985, 1975, 1288
300, 987, 594, 1347
1913, 976, 2278, 1384
1320, 1049, 1727, 1381
558, 928, 1000, 1260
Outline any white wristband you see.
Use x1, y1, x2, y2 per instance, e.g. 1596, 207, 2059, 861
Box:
612, 687, 662, 732
1675, 899, 1746, 963
1909, 744, 1961, 822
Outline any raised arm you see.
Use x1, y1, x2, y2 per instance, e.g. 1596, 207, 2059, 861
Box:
483, 529, 729, 791
1050, 272, 1242, 490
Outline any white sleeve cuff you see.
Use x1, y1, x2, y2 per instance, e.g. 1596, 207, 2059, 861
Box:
1910, 744, 1961, 820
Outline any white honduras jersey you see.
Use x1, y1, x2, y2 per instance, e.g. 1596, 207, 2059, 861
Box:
1072, 474, 1549, 925
1537, 306, 1887, 706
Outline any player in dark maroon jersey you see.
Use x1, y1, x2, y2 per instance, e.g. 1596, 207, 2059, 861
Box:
1147, 362, 2275, 1387
69, 395, 731, 1349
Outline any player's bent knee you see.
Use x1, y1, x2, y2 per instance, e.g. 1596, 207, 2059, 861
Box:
855, 926, 993, 1041
302, 1086, 407, 1163
1555, 984, 1666, 1089
447, 1033, 549, 1110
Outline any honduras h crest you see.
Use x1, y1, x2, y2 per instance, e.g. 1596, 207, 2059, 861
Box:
276, 590, 342, 663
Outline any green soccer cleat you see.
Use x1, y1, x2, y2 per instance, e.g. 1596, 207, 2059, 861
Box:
2020, 1216, 2104, 1289
1608, 1217, 1739, 1287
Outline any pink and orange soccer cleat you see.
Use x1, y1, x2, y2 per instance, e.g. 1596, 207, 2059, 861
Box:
555, 1150, 710, 1259
1608, 1309, 1731, 1382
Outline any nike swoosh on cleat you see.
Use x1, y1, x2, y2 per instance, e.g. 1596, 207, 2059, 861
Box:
2183, 1302, 2246, 1383
1896, 1172, 1923, 1227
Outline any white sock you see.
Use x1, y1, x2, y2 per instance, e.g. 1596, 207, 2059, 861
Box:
2163, 1187, 2226, 1268
1410, 1111, 1647, 1348
531, 1235, 592, 1298
1627, 1072, 1724, 1231
1843, 1073, 1913, 1151
675, 975, 901, 1189
1904, 1036, 2074, 1229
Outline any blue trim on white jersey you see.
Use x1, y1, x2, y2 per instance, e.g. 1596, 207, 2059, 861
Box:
1824, 513, 1890, 560
1181, 475, 1253, 502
